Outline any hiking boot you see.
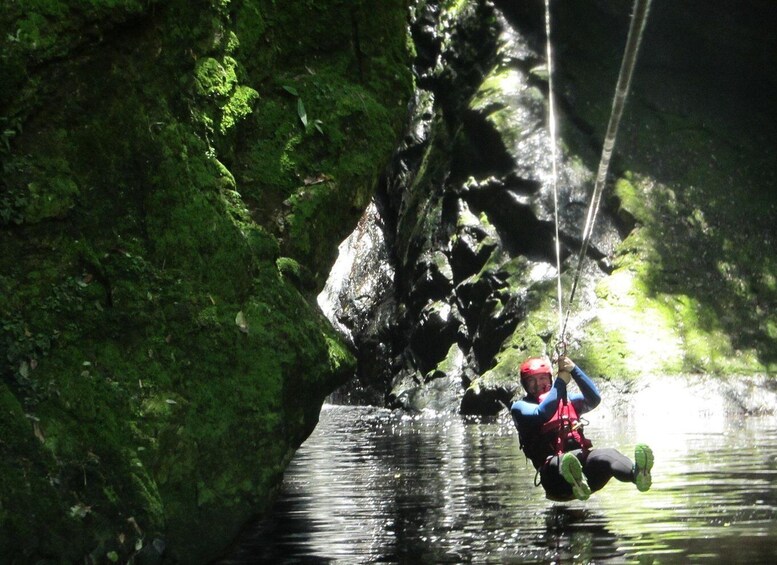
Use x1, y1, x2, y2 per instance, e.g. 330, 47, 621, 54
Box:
634, 443, 654, 492
560, 452, 591, 501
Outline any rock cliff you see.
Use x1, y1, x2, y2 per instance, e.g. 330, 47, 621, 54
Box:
322, 0, 777, 414
0, 1, 411, 562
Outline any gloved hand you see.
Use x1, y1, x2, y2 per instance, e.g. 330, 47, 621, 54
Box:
557, 356, 575, 384
558, 356, 576, 373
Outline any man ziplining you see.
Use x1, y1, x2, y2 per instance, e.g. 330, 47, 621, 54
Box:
503, 0, 655, 502
508, 356, 653, 501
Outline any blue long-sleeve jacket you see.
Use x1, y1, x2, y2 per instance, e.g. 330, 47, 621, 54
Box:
510, 365, 601, 467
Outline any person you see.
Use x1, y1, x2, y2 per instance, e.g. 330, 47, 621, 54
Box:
509, 355, 653, 501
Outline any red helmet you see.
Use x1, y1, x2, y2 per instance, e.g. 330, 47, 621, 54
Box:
520, 357, 552, 380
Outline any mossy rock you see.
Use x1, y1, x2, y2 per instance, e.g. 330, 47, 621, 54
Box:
0, 0, 409, 561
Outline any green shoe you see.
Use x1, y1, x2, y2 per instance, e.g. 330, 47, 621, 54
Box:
634, 444, 654, 492
560, 452, 591, 501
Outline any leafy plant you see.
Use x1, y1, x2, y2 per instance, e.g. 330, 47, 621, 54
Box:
282, 84, 322, 132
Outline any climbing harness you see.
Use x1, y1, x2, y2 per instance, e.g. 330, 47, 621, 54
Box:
545, 0, 652, 349
521, 394, 593, 487
539, 396, 592, 456
537, 396, 592, 487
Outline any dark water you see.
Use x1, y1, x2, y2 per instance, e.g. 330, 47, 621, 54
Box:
218, 404, 777, 564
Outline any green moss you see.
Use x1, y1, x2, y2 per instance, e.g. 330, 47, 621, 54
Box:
25, 176, 79, 223
470, 65, 542, 150
444, 0, 471, 17
480, 347, 525, 387
0, 346, 169, 560
276, 256, 306, 287
480, 276, 557, 388
233, 1, 266, 58
506, 164, 774, 379
324, 332, 354, 374
0, 382, 83, 560
194, 57, 238, 98
236, 60, 410, 282
612, 175, 645, 225
535, 3, 776, 376
1, 152, 80, 225
192, 55, 259, 136
220, 84, 260, 134
0, 0, 404, 560
0, 260, 355, 562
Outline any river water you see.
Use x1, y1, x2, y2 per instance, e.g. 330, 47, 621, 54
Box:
217, 403, 777, 564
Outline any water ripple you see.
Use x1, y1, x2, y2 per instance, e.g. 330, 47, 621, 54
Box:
217, 405, 777, 564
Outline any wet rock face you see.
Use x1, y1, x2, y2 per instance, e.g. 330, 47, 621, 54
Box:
318, 201, 398, 405
321, 0, 777, 413
322, 1, 615, 413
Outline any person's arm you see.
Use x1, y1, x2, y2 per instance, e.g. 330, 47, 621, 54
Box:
511, 378, 567, 424
568, 364, 601, 414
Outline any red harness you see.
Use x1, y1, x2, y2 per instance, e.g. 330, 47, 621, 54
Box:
540, 397, 593, 456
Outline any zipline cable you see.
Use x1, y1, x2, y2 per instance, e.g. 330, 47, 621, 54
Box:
556, 0, 652, 347
543, 0, 564, 354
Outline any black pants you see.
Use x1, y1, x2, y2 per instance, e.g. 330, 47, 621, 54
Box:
539, 448, 634, 501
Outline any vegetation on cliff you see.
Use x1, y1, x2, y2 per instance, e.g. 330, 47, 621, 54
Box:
469, 2, 777, 410
0, 0, 412, 562
325, 1, 776, 416
552, 2, 777, 378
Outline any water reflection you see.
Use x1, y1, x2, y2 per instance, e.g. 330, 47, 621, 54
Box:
217, 405, 777, 564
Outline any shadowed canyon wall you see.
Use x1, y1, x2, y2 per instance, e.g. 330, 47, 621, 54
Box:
2, 0, 776, 562
1, 1, 411, 562
322, 0, 777, 414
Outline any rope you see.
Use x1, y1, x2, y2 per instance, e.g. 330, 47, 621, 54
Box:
543, 0, 564, 354
558, 0, 652, 344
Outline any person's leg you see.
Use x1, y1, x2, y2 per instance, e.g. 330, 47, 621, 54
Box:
582, 448, 633, 492
540, 451, 591, 501
560, 451, 591, 501
583, 445, 654, 493
540, 455, 574, 501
